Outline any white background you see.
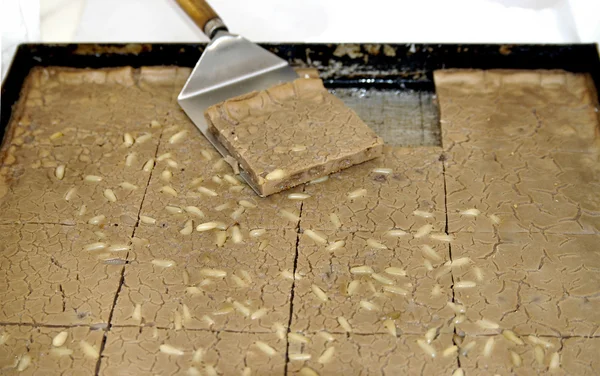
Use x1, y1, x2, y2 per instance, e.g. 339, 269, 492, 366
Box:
2, 0, 600, 81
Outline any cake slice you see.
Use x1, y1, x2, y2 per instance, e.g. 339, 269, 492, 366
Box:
204, 78, 384, 196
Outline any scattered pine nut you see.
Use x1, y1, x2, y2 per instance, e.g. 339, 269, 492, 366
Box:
180, 220, 193, 235
372, 167, 392, 174
273, 323, 286, 340
198, 186, 218, 197
157, 152, 172, 162
337, 316, 352, 332
223, 174, 239, 185
160, 185, 177, 197
534, 345, 545, 365
347, 280, 360, 295
309, 176, 328, 184
200, 149, 213, 160
305, 230, 327, 245
288, 333, 309, 344
265, 169, 286, 181
527, 335, 554, 348
489, 214, 501, 224
140, 215, 156, 224
250, 308, 267, 320
460, 341, 476, 356
160, 344, 184, 356
318, 347, 335, 364
318, 331, 334, 342
288, 193, 311, 200
350, 266, 373, 275
383, 319, 397, 337
386, 229, 407, 237
152, 259, 175, 268
299, 367, 319, 376
125, 153, 136, 167
413, 210, 433, 218
442, 345, 458, 357
135, 133, 152, 144
184, 206, 204, 218
50, 131, 63, 140
460, 208, 481, 216
510, 350, 522, 367
454, 280, 477, 289
88, 215, 106, 225
215, 230, 227, 247
452, 369, 464, 376
230, 225, 243, 243
84, 175, 102, 182
384, 267, 406, 276
161, 170, 172, 181
447, 302, 466, 314
483, 337, 495, 357
424, 259, 434, 271
311, 284, 328, 302
52, 331, 68, 347
359, 300, 380, 311
476, 319, 499, 330
372, 273, 394, 285
202, 315, 215, 326
132, 303, 142, 322
416, 339, 436, 358
414, 224, 433, 238
142, 158, 155, 172
196, 222, 219, 232
230, 206, 245, 220
200, 268, 227, 278
84, 242, 107, 251
123, 133, 134, 147
169, 130, 187, 144
104, 189, 117, 202
347, 188, 367, 199
383, 285, 409, 295
232, 301, 251, 317
430, 233, 453, 242
425, 327, 438, 344
80, 340, 100, 359
50, 348, 73, 357
249, 228, 266, 237
255, 341, 276, 356
55, 164, 65, 180
421, 245, 442, 261
326, 240, 345, 252
108, 244, 129, 252
503, 330, 524, 345
289, 353, 312, 361
329, 213, 342, 229
16, 354, 31, 371
120, 182, 138, 190
239, 200, 256, 208
366, 238, 387, 249
64, 187, 76, 201
549, 352, 560, 370
280, 209, 300, 222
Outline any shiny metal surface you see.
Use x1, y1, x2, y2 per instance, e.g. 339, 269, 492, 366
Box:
177, 30, 298, 196
203, 18, 227, 39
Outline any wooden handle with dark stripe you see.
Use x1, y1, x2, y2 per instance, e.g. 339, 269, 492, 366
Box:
176, 0, 227, 38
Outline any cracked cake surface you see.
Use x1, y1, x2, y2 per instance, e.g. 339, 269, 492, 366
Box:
0, 66, 598, 375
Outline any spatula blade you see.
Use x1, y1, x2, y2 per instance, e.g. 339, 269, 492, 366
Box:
178, 31, 298, 195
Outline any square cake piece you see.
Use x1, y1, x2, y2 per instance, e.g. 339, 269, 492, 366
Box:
204, 78, 384, 196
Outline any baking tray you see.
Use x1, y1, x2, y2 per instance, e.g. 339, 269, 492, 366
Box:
2, 43, 600, 148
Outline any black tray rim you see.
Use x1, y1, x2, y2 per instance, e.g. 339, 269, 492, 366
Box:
2, 42, 599, 146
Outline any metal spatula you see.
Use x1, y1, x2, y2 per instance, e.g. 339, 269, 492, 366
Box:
175, 0, 299, 193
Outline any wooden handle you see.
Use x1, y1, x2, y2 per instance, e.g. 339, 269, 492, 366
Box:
176, 0, 227, 38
